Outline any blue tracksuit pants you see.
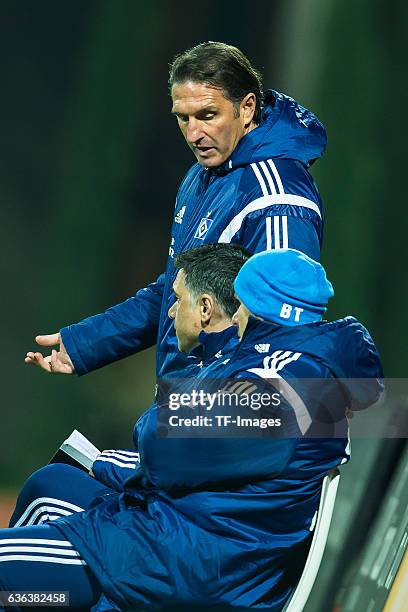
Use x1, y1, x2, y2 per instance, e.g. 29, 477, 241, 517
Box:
0, 464, 113, 610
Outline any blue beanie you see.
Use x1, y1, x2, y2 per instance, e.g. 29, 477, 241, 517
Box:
233, 249, 334, 326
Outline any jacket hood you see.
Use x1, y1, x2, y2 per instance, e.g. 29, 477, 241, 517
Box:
242, 316, 384, 410
223, 90, 327, 171
295, 316, 384, 411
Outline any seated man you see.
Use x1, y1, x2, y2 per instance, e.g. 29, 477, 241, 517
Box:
0, 246, 383, 612
9, 243, 250, 527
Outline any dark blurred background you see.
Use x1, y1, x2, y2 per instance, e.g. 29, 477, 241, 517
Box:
0, 1, 407, 608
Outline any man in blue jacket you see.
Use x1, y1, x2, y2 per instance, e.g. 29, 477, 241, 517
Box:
11, 244, 250, 526
25, 41, 327, 380
2, 247, 383, 611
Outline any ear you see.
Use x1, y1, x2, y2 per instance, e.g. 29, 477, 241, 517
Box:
200, 294, 214, 325
241, 93, 256, 127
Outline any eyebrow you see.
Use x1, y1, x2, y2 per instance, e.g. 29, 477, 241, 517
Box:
171, 106, 217, 117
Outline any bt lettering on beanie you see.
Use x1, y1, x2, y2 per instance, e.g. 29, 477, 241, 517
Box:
234, 248, 334, 327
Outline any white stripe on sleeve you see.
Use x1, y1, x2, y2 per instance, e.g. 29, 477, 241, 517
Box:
218, 194, 321, 244
275, 352, 302, 372
250, 163, 268, 196
273, 216, 281, 249
259, 161, 276, 195
99, 451, 140, 463
102, 450, 140, 457
281, 215, 288, 248
266, 217, 272, 250
95, 457, 137, 469
267, 159, 284, 194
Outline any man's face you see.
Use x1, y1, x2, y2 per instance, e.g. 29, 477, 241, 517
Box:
168, 270, 202, 352
231, 301, 251, 339
171, 81, 254, 168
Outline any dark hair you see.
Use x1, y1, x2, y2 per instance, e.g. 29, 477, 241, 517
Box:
169, 41, 263, 124
174, 243, 251, 318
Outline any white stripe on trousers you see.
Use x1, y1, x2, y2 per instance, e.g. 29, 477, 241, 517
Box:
0, 538, 74, 546
24, 506, 75, 527
0, 537, 86, 565
0, 546, 81, 556
14, 497, 84, 528
37, 514, 62, 525
0, 555, 86, 565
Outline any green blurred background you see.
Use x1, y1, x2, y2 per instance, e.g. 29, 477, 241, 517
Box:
1, 1, 407, 608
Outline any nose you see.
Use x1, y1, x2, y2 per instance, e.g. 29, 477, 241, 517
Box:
231, 310, 239, 326
168, 301, 177, 319
186, 118, 204, 144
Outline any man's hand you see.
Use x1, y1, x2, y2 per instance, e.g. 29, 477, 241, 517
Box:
25, 333, 75, 374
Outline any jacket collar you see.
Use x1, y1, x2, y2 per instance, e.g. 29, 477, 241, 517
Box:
239, 316, 284, 346
238, 315, 324, 348
192, 326, 239, 363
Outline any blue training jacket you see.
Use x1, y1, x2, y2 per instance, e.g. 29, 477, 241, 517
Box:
60, 90, 327, 379
55, 316, 383, 611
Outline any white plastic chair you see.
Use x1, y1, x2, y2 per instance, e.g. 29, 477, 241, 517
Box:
282, 467, 340, 612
